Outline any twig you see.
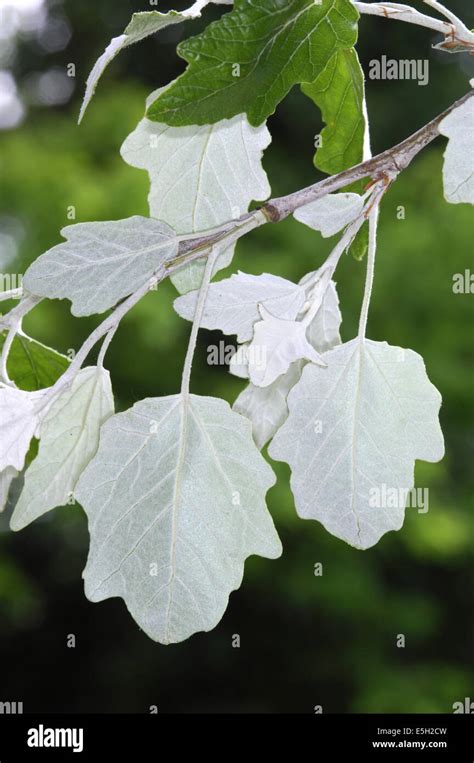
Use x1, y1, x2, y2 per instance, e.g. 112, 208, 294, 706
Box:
24, 86, 472, 404
358, 205, 381, 339
259, 88, 474, 222
355, 1, 474, 51
355, 2, 450, 34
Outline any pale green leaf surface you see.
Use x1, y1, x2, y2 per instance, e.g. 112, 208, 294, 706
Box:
234, 361, 304, 450
0, 386, 45, 472
121, 99, 271, 293
269, 339, 444, 549
305, 280, 342, 354
174, 272, 306, 340
439, 95, 474, 205
229, 344, 250, 379
234, 281, 341, 446
294, 193, 364, 238
75, 394, 281, 644
248, 305, 325, 387
10, 367, 114, 532
23, 216, 178, 316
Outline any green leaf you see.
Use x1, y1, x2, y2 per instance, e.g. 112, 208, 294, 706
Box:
302, 48, 365, 175
302, 47, 368, 259
147, 0, 359, 127
0, 332, 69, 391
347, 219, 368, 261
78, 2, 229, 123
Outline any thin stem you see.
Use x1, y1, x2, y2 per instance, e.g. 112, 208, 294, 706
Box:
358, 205, 380, 340
301, 214, 368, 327
187, 0, 228, 17
181, 210, 267, 398
17, 87, 473, 408
355, 1, 474, 49
0, 296, 41, 385
0, 294, 42, 330
423, 0, 462, 28
181, 249, 217, 399
34, 267, 166, 412
355, 2, 451, 34
180, 212, 266, 397
0, 323, 18, 384
97, 325, 118, 368
300, 180, 388, 327
262, 89, 474, 223
0, 287, 24, 303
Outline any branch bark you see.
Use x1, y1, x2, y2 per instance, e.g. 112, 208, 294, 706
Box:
21, 86, 474, 394
169, 87, 473, 267
354, 1, 474, 51
355, 2, 450, 35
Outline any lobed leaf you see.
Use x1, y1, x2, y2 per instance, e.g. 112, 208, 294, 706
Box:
269, 339, 445, 549
302, 48, 366, 175
11, 367, 114, 532
76, 394, 281, 644
147, 0, 359, 127
174, 271, 306, 340
234, 280, 342, 446
302, 46, 369, 260
248, 306, 325, 387
23, 216, 178, 316
121, 98, 271, 293
78, 2, 232, 123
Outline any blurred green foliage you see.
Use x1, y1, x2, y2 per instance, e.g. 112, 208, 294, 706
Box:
0, 0, 472, 714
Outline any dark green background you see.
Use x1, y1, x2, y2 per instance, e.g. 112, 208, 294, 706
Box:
0, 0, 473, 712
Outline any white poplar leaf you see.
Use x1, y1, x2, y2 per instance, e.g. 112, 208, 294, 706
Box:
0, 467, 17, 513
10, 367, 114, 532
23, 216, 178, 316
0, 386, 45, 472
229, 344, 250, 379
248, 305, 326, 388
121, 102, 271, 293
75, 394, 281, 644
174, 272, 306, 341
234, 361, 303, 450
269, 339, 445, 550
78, 1, 232, 123
305, 280, 342, 354
438, 97, 474, 205
294, 193, 364, 237
233, 280, 342, 447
